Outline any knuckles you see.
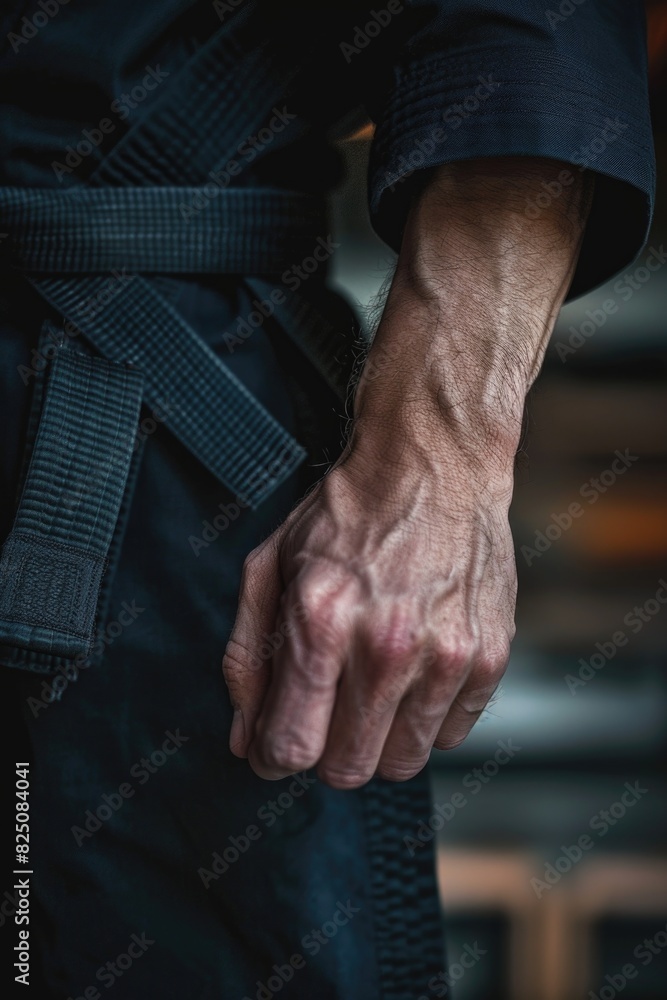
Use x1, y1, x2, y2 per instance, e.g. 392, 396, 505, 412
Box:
428, 632, 512, 686
362, 620, 422, 667
469, 635, 512, 690
375, 758, 428, 782
292, 572, 358, 646
259, 732, 321, 774
298, 596, 346, 649
429, 635, 478, 679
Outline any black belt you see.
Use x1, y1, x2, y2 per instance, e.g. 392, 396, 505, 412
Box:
1, 186, 327, 274
0, 4, 356, 673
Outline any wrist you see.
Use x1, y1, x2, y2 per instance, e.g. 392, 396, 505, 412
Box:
339, 411, 517, 516
352, 288, 531, 468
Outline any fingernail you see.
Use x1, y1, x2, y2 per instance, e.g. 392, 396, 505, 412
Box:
230, 708, 246, 755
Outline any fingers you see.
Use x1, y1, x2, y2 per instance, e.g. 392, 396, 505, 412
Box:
363, 632, 509, 779
248, 567, 355, 780
316, 625, 419, 788
377, 644, 464, 780
432, 640, 510, 751
432, 696, 486, 751
247, 596, 508, 786
222, 532, 284, 758
228, 522, 512, 783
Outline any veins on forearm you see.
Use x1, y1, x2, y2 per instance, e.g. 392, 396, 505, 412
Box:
349, 158, 595, 479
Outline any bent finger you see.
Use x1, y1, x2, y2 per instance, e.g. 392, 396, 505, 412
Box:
222, 532, 283, 757
249, 571, 353, 780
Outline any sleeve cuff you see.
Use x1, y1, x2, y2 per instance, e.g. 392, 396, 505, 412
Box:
368, 46, 655, 300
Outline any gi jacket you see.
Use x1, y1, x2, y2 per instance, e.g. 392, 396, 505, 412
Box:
0, 0, 655, 298
0, 3, 655, 998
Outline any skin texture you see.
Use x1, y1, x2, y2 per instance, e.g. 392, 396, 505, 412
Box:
223, 156, 594, 788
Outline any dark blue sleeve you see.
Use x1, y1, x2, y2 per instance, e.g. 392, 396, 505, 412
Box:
366, 0, 655, 299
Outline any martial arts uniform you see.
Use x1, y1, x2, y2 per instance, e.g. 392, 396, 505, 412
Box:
0, 2, 654, 996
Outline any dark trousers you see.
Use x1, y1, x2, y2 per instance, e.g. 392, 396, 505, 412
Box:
2, 275, 443, 999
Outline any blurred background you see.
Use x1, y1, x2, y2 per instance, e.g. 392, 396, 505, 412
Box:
328, 4, 667, 998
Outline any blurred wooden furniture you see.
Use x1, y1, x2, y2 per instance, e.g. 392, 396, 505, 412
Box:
438, 849, 544, 1000
561, 857, 667, 1000
438, 850, 667, 1000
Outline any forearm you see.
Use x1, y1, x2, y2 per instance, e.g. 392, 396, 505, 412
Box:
225, 157, 595, 782
351, 157, 593, 488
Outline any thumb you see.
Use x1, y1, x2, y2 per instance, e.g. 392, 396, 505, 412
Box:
222, 530, 284, 757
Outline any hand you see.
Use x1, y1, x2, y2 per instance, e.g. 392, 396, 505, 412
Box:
223, 422, 516, 787
223, 156, 592, 786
